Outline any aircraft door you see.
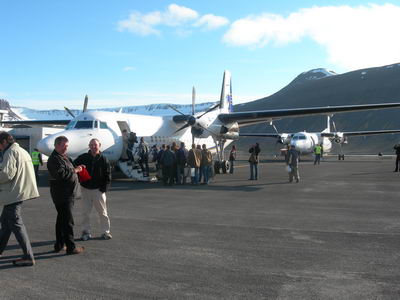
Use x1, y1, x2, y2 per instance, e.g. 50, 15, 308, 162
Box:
117, 121, 131, 133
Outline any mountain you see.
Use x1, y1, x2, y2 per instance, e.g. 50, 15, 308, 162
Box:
9, 102, 218, 121
236, 63, 400, 154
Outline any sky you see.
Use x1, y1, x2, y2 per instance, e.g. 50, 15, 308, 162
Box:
1, 0, 400, 110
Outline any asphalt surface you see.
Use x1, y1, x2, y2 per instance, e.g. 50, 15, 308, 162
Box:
1, 156, 400, 299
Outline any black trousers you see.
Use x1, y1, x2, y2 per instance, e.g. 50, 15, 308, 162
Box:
395, 155, 400, 171
53, 200, 76, 252
162, 165, 174, 185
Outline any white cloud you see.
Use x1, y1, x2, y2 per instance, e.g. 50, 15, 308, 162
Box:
194, 14, 229, 30
223, 4, 400, 70
123, 66, 135, 72
163, 3, 198, 26
0, 91, 7, 98
117, 12, 161, 36
118, 4, 227, 36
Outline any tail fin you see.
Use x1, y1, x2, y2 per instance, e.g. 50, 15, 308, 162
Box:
219, 70, 233, 113
322, 115, 331, 133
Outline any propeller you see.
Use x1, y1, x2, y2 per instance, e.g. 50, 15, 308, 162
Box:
64, 95, 89, 118
83, 95, 88, 112
64, 107, 76, 118
169, 86, 220, 144
331, 116, 345, 157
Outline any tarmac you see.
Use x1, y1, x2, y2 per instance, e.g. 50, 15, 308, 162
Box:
1, 156, 399, 299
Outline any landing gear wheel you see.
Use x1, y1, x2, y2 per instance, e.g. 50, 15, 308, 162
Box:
338, 154, 345, 160
214, 161, 220, 174
221, 161, 229, 174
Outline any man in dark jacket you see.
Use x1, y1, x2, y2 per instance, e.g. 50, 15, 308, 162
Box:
47, 136, 85, 255
160, 145, 176, 186
74, 138, 112, 241
176, 142, 188, 184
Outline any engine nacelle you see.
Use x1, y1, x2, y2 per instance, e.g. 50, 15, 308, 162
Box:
279, 133, 291, 144
334, 132, 347, 144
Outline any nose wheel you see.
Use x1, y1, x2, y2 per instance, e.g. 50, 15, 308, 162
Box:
338, 154, 345, 160
214, 160, 229, 174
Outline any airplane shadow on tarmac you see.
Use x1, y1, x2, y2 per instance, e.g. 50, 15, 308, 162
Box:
109, 180, 289, 192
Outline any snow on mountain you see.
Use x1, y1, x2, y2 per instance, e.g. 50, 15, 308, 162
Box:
10, 102, 218, 120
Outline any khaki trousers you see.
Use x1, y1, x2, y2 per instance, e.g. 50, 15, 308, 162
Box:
81, 187, 111, 235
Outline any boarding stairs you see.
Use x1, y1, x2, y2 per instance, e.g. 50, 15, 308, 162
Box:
117, 160, 157, 182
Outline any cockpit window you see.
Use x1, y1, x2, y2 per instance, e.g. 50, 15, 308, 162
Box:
100, 121, 108, 129
74, 121, 94, 129
66, 121, 77, 130
293, 135, 306, 140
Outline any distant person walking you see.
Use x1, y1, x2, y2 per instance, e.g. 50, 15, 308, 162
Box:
74, 138, 112, 241
47, 136, 85, 255
314, 144, 322, 165
286, 144, 300, 183
0, 131, 39, 266
31, 148, 43, 181
229, 145, 236, 174
248, 143, 260, 180
394, 143, 400, 172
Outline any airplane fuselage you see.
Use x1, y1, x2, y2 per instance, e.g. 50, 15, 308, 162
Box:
289, 132, 332, 155
37, 110, 233, 161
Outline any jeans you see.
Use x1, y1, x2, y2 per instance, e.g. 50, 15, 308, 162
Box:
176, 164, 186, 184
191, 167, 200, 184
201, 165, 211, 184
0, 201, 34, 260
249, 162, 258, 180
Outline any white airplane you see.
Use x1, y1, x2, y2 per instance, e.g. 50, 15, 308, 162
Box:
2, 70, 400, 179
240, 116, 400, 159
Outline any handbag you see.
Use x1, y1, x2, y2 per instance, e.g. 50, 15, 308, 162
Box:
184, 167, 191, 177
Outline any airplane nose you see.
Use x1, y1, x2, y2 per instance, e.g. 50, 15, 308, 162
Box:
37, 136, 55, 156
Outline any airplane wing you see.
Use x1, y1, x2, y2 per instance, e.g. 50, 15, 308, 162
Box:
321, 129, 400, 137
218, 103, 400, 126
239, 133, 282, 138
0, 119, 70, 126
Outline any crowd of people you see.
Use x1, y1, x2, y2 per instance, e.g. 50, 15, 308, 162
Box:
156, 142, 213, 186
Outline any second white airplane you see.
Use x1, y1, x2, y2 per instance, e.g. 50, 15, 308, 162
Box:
240, 116, 400, 159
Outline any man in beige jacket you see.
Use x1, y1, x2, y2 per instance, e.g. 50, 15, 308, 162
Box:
0, 131, 39, 266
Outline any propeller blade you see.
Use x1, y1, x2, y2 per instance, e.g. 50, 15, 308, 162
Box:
331, 118, 338, 132
272, 124, 279, 134
192, 86, 195, 116
168, 104, 186, 116
64, 107, 76, 118
197, 103, 220, 119
173, 123, 190, 134
83, 95, 89, 112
